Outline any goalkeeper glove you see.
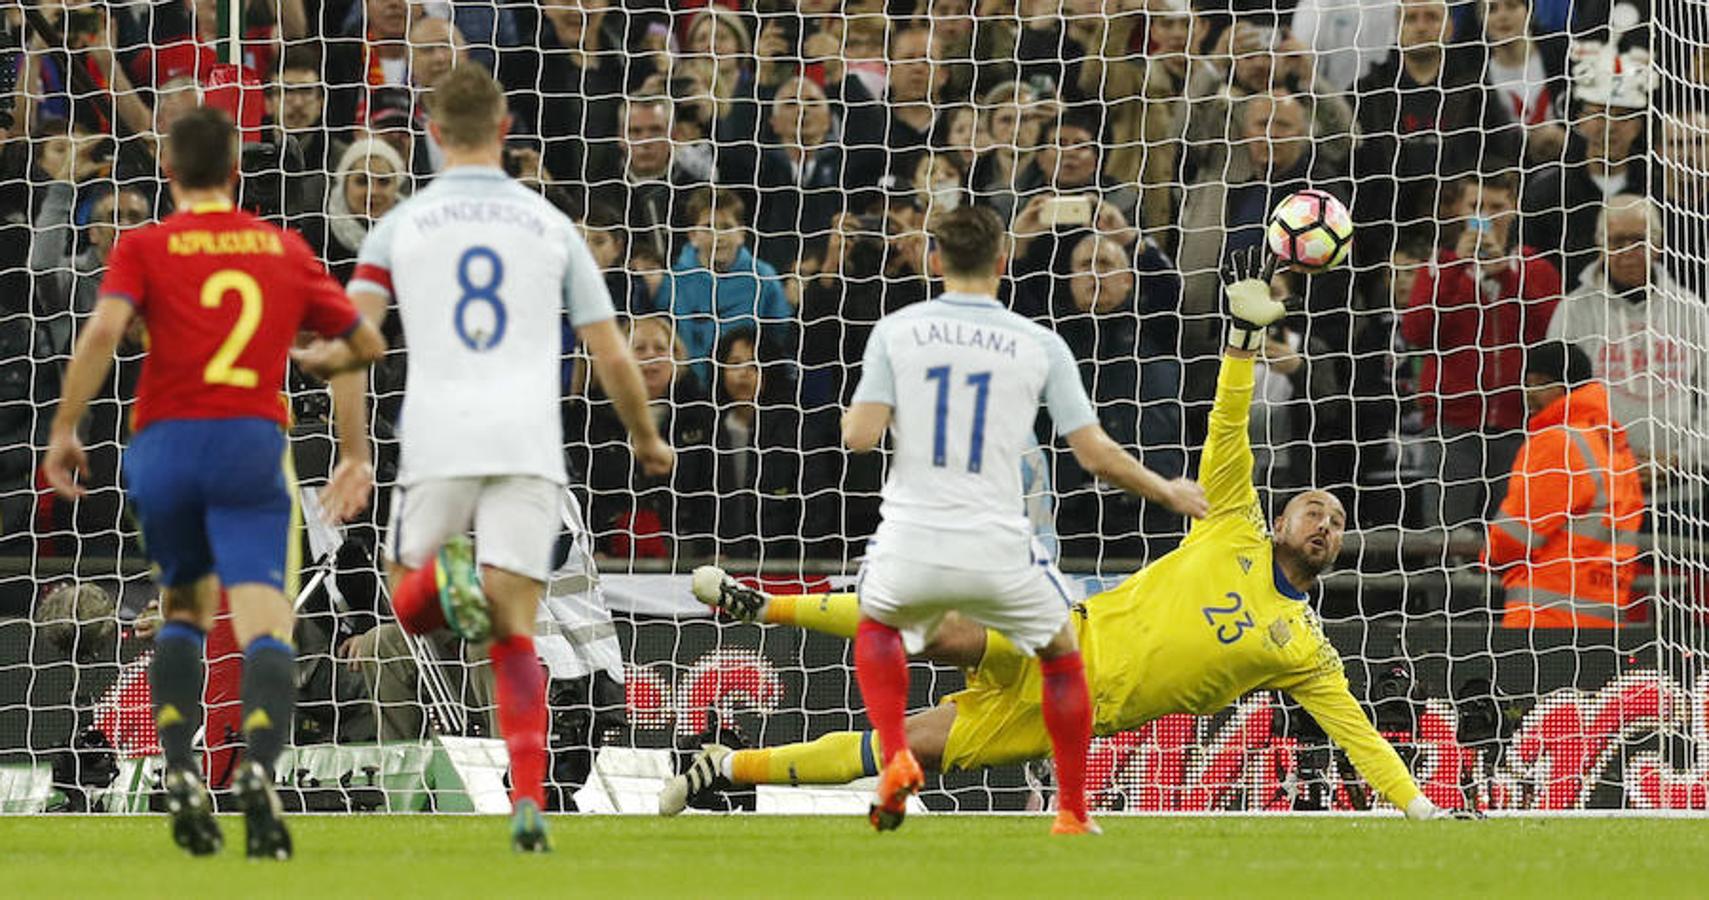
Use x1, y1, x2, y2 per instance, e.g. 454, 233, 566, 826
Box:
1405, 796, 1485, 821
1221, 245, 1286, 351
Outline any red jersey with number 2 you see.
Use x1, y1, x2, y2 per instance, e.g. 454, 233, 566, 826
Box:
100, 204, 360, 431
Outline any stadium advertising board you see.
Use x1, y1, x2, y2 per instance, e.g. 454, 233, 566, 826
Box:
4, 595, 1703, 813
618, 616, 1708, 812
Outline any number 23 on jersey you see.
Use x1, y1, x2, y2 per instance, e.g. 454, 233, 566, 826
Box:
1202, 592, 1255, 645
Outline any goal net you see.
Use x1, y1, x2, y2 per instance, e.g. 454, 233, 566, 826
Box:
2, 0, 1708, 814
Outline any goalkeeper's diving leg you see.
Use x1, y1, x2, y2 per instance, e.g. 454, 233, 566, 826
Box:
659, 702, 964, 816
659, 568, 991, 815
687, 565, 867, 639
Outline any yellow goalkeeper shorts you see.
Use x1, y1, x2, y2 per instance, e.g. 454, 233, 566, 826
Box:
940, 610, 1097, 772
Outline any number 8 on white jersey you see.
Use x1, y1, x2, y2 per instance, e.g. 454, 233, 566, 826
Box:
350, 168, 616, 487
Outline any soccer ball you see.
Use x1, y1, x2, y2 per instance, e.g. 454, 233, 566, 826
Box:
1266, 189, 1353, 273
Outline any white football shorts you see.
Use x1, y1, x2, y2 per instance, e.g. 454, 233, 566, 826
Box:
856, 540, 1074, 656
387, 475, 560, 582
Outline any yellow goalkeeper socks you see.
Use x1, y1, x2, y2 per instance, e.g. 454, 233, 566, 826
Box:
727, 730, 881, 785
764, 592, 861, 639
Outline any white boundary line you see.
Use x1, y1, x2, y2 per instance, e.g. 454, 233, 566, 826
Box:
16, 810, 1709, 819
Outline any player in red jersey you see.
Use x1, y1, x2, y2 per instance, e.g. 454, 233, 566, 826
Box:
43, 107, 385, 861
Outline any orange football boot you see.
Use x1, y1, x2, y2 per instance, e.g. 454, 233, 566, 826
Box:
868, 749, 925, 832
1051, 809, 1103, 835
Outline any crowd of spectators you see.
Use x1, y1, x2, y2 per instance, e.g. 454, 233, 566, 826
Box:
2, 0, 1707, 585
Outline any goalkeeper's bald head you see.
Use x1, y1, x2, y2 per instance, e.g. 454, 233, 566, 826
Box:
1272, 490, 1347, 583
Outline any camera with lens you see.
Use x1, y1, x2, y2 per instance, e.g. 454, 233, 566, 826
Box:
0, 21, 19, 133
238, 132, 306, 222
841, 214, 886, 280
501, 137, 536, 179
1452, 677, 1524, 745
1368, 659, 1417, 732
48, 725, 119, 812
66, 8, 102, 42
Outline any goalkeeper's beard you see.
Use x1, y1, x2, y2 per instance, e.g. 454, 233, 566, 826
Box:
1273, 536, 1334, 583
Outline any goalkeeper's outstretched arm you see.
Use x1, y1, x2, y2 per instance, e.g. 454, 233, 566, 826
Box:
1281, 669, 1471, 820
1222, 246, 1284, 359
1193, 246, 1286, 522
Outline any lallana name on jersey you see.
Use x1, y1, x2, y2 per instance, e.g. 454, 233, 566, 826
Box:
910, 321, 1020, 358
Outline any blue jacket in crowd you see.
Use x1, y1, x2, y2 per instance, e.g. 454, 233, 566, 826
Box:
659, 245, 795, 386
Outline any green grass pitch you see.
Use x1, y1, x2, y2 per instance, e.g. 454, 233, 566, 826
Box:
4, 815, 1707, 898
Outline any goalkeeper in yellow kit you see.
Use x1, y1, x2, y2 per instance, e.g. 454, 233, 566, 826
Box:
661, 248, 1465, 821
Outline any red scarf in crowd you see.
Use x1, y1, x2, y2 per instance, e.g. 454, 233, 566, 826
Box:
362, 32, 397, 86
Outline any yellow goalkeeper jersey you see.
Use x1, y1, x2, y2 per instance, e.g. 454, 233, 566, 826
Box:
1081, 355, 1423, 810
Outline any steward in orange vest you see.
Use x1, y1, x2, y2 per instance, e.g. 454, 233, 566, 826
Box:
1486, 343, 1647, 628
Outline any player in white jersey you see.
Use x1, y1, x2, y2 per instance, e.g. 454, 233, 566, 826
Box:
295, 68, 671, 852
841, 207, 1208, 835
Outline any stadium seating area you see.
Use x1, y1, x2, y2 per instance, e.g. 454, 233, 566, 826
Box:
0, 0, 1703, 586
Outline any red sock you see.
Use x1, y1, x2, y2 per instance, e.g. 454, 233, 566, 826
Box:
1041, 651, 1091, 819
392, 560, 446, 635
854, 619, 910, 764
491, 634, 547, 809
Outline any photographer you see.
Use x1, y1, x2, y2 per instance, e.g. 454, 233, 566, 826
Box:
338, 489, 628, 810
880, 201, 935, 286
32, 582, 122, 809
798, 212, 918, 405
994, 109, 1138, 237
19, 4, 154, 178
1008, 191, 1134, 321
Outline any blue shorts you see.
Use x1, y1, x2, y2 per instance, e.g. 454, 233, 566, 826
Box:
124, 418, 294, 590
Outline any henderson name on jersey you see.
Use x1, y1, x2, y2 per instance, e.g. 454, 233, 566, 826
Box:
348, 168, 616, 487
